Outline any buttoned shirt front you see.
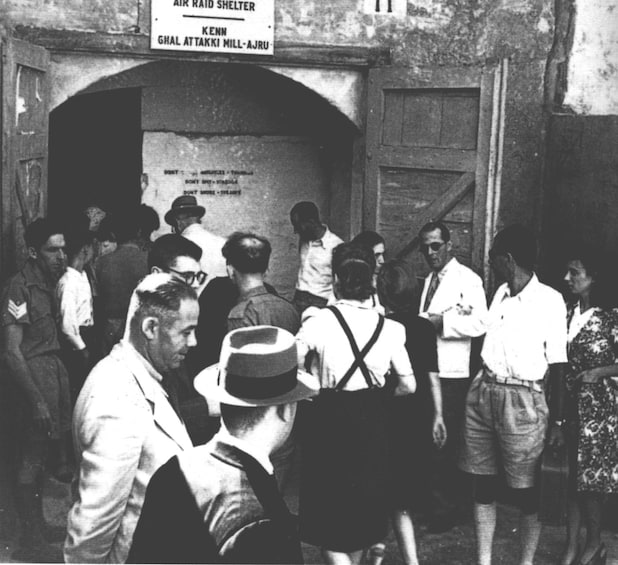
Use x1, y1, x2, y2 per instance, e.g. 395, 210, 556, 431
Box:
296, 226, 343, 300
57, 267, 94, 351
481, 274, 568, 382
296, 298, 414, 390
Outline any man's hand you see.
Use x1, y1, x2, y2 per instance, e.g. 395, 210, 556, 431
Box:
547, 423, 565, 449
32, 399, 53, 434
432, 415, 447, 449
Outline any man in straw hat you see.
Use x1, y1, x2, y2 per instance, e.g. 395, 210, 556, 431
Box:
164, 195, 227, 287
128, 325, 319, 564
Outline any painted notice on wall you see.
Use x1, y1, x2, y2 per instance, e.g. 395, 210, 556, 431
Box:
150, 0, 274, 55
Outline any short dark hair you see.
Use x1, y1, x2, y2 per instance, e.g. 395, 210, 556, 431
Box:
65, 226, 95, 261
96, 217, 117, 243
290, 201, 320, 222
222, 232, 271, 274
419, 221, 451, 243
352, 230, 385, 250
137, 204, 160, 237
148, 234, 202, 271
220, 404, 271, 433
377, 260, 419, 312
128, 273, 197, 336
112, 208, 140, 243
24, 218, 64, 251
491, 224, 537, 271
332, 242, 375, 301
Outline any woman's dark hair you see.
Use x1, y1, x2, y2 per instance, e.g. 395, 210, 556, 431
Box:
377, 260, 419, 312
566, 244, 616, 309
332, 242, 375, 301
351, 230, 385, 250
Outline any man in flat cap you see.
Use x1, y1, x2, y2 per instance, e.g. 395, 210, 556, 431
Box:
164, 195, 227, 288
128, 325, 319, 564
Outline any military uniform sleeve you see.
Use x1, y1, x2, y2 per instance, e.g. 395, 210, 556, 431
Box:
1, 276, 31, 327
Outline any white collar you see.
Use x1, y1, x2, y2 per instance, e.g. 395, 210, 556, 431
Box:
216, 427, 274, 475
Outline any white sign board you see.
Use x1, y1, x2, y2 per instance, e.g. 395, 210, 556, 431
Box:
151, 0, 274, 55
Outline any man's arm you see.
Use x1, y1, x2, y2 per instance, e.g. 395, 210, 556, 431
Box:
4, 325, 52, 433
64, 387, 148, 563
441, 275, 488, 339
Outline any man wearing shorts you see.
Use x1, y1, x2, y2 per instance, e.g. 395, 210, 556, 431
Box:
2, 218, 70, 562
459, 225, 567, 565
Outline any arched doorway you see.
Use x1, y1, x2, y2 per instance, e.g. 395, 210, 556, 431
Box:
48, 61, 357, 295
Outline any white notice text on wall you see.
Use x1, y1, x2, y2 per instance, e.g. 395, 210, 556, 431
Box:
151, 0, 274, 56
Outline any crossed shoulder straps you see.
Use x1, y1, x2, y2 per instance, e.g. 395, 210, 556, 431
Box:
328, 306, 385, 390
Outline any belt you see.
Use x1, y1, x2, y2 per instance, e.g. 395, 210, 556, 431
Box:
482, 368, 543, 393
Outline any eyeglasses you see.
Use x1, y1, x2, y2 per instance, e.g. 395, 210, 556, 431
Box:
419, 242, 446, 254
168, 268, 207, 286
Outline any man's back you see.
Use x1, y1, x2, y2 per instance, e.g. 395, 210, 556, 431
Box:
228, 286, 300, 334
128, 440, 303, 564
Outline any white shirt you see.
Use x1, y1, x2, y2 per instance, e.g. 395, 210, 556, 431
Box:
57, 267, 93, 351
419, 258, 488, 379
296, 226, 343, 299
481, 274, 568, 382
296, 298, 414, 390
181, 223, 227, 286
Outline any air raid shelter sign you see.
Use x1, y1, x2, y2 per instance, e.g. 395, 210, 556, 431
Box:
151, 0, 274, 55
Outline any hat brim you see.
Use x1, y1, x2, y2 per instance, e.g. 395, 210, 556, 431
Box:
164, 205, 206, 226
194, 363, 320, 407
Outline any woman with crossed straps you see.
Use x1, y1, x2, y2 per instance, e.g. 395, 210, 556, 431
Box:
296, 242, 417, 565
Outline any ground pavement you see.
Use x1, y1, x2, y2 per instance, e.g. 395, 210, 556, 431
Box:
0, 472, 616, 564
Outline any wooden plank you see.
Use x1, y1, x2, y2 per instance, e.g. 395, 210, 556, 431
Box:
440, 94, 480, 149
382, 91, 404, 146
401, 93, 441, 147
368, 66, 482, 90
376, 146, 477, 171
395, 171, 476, 258
13, 26, 390, 69
364, 68, 383, 230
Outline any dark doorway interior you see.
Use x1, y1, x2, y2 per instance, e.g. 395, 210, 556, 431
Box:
48, 88, 142, 222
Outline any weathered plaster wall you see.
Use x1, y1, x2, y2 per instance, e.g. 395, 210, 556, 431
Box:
563, 0, 618, 115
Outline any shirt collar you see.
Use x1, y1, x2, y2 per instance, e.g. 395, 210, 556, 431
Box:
240, 284, 269, 300
435, 257, 456, 281
120, 340, 164, 384
335, 297, 376, 310
215, 427, 274, 475
502, 273, 540, 301
307, 225, 332, 247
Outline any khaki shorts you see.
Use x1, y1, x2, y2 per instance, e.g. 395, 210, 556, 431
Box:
458, 372, 548, 488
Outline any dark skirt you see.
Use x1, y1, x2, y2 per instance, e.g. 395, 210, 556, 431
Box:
298, 388, 389, 552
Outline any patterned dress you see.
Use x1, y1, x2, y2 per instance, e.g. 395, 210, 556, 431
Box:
566, 305, 618, 494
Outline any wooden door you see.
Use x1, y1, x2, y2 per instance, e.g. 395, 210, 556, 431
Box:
365, 66, 497, 279
1, 37, 50, 277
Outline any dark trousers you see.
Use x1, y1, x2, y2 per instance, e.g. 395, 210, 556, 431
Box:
430, 378, 470, 518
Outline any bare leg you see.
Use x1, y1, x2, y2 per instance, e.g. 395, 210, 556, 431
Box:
578, 493, 603, 564
323, 549, 364, 565
559, 495, 581, 565
392, 510, 419, 565
474, 502, 496, 565
518, 512, 542, 565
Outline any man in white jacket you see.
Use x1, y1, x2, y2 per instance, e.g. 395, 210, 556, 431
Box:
418, 221, 488, 532
64, 274, 195, 563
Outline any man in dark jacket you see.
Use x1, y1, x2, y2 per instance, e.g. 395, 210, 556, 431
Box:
128, 325, 319, 564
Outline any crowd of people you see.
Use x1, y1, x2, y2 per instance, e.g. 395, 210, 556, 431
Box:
1, 196, 617, 565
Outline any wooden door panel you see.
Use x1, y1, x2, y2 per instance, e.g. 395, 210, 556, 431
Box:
1, 38, 50, 274
365, 66, 495, 278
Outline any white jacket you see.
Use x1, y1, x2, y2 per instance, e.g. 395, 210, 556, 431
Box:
420, 258, 488, 379
64, 341, 193, 563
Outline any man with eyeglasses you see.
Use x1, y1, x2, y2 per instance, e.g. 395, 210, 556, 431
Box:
417, 221, 488, 533
148, 234, 216, 444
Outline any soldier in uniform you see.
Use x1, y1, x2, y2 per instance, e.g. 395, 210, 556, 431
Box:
2, 218, 70, 562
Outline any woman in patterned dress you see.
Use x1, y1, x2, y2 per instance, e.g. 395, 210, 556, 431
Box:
560, 249, 618, 565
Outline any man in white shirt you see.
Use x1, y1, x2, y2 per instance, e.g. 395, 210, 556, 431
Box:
418, 221, 488, 532
164, 195, 227, 288
459, 225, 567, 565
290, 201, 343, 314
64, 274, 195, 563
57, 227, 96, 401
